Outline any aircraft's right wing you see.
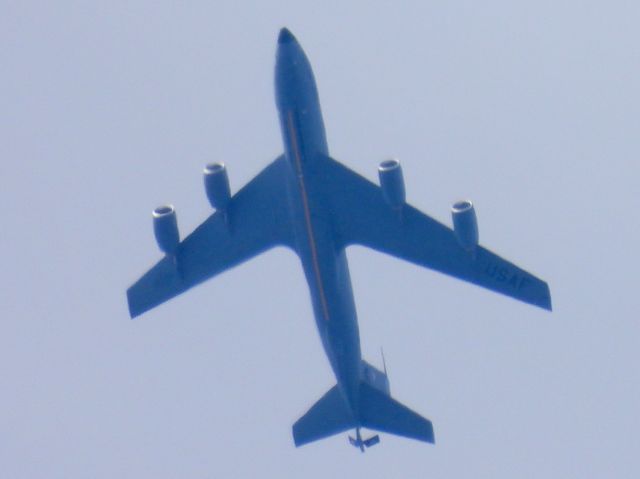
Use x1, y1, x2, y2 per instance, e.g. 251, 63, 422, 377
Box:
127, 156, 294, 318
322, 157, 552, 311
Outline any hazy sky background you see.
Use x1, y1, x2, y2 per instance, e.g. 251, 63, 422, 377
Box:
2, 1, 638, 477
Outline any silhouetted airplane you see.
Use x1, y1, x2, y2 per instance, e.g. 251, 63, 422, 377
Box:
127, 28, 552, 451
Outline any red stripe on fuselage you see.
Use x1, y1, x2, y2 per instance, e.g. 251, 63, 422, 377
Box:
286, 110, 331, 322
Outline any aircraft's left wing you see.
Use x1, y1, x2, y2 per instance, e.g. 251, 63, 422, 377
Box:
127, 156, 293, 318
321, 157, 551, 311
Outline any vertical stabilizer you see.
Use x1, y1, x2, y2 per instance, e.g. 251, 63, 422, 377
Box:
361, 360, 390, 395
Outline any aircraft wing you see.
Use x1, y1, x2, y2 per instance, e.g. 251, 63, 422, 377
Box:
127, 156, 294, 318
323, 157, 552, 310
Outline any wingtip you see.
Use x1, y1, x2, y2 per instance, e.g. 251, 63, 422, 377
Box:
535, 295, 552, 312
126, 288, 142, 319
427, 423, 436, 444
529, 281, 552, 312
541, 283, 553, 312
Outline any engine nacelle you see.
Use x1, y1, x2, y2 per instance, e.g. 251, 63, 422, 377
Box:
451, 200, 479, 251
152, 205, 179, 254
204, 162, 231, 210
378, 158, 405, 208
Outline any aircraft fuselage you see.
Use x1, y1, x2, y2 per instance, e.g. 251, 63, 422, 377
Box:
275, 29, 362, 413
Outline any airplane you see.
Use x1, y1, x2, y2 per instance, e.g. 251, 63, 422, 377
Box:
126, 28, 552, 451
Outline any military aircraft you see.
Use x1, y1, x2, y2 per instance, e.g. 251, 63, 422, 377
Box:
127, 28, 552, 451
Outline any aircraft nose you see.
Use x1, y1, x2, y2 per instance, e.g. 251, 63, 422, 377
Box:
278, 27, 295, 45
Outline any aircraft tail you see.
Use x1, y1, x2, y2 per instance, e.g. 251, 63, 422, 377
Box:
293, 365, 434, 447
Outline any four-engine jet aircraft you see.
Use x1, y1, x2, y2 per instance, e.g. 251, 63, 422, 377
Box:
127, 28, 552, 451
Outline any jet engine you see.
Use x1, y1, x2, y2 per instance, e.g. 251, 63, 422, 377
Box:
451, 200, 478, 251
152, 205, 180, 254
204, 162, 231, 210
378, 158, 405, 208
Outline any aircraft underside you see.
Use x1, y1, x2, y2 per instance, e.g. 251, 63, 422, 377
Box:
126, 28, 551, 451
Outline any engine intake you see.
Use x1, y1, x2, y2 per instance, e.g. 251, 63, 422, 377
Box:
378, 158, 405, 208
204, 162, 231, 210
152, 205, 179, 254
451, 200, 479, 251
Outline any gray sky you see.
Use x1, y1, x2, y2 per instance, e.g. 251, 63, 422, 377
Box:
2, 1, 638, 477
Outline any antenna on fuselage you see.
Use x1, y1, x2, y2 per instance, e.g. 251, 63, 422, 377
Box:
381, 347, 388, 376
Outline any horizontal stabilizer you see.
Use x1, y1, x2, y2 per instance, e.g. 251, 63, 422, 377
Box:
293, 381, 434, 447
292, 385, 355, 447
359, 382, 435, 443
